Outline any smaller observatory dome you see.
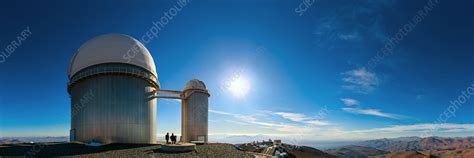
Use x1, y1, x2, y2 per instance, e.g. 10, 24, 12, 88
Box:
184, 79, 207, 91
68, 34, 157, 78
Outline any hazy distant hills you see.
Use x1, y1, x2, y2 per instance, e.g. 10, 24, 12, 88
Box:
2, 136, 474, 157
0, 137, 68, 144
325, 145, 388, 158
210, 134, 357, 149
0, 139, 23, 145
371, 151, 430, 158
282, 144, 339, 158
355, 136, 474, 152
326, 136, 474, 158
371, 149, 474, 158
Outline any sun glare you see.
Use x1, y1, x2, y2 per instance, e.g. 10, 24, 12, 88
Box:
228, 76, 251, 98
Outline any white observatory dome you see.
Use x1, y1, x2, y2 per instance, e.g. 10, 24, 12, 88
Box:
68, 34, 157, 78
184, 79, 207, 91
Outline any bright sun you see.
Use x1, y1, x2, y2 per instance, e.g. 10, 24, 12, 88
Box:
228, 76, 251, 98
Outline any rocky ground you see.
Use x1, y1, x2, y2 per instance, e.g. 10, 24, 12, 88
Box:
355, 136, 474, 152
0, 142, 254, 158
3, 136, 473, 158
284, 145, 339, 158
326, 145, 474, 158
325, 145, 389, 158
236, 142, 339, 158
370, 151, 431, 158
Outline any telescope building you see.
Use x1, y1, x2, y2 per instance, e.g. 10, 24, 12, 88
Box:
67, 34, 209, 144
68, 34, 158, 144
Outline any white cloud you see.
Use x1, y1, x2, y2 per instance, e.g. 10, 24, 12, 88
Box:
172, 99, 181, 103
340, 98, 359, 106
338, 31, 360, 41
161, 99, 181, 105
275, 125, 314, 133
342, 68, 379, 93
209, 109, 258, 123
224, 119, 251, 125
273, 112, 308, 122
353, 123, 474, 133
272, 111, 331, 126
209, 109, 234, 116
312, 1, 394, 50
210, 109, 278, 127
304, 120, 331, 126
210, 109, 474, 141
442, 129, 468, 133
210, 109, 328, 134
342, 107, 401, 119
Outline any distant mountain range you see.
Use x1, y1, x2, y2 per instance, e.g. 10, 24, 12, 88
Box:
325, 145, 388, 158
2, 136, 474, 157
355, 136, 474, 152
282, 144, 339, 158
370, 149, 474, 158
209, 134, 358, 149
326, 136, 474, 158
0, 136, 68, 144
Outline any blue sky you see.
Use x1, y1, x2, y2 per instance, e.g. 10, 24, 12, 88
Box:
0, 0, 473, 141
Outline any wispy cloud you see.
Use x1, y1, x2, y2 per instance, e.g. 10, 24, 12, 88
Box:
342, 107, 402, 119
338, 31, 361, 41
172, 99, 181, 103
210, 109, 474, 141
340, 98, 359, 106
342, 68, 379, 93
209, 109, 328, 134
353, 123, 474, 133
161, 98, 181, 105
272, 111, 330, 126
304, 120, 330, 126
273, 112, 308, 122
209, 109, 258, 123
312, 1, 394, 49
210, 109, 278, 127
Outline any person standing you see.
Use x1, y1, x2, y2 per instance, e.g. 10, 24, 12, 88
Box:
171, 133, 175, 144
165, 133, 170, 144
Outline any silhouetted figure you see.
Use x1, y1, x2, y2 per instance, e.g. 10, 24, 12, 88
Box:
165, 132, 170, 144
171, 133, 175, 144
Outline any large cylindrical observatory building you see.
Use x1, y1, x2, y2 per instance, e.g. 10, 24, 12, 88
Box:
67, 34, 159, 144
182, 80, 210, 143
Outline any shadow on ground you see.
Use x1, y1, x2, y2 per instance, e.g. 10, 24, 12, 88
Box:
0, 142, 157, 157
0, 142, 255, 158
